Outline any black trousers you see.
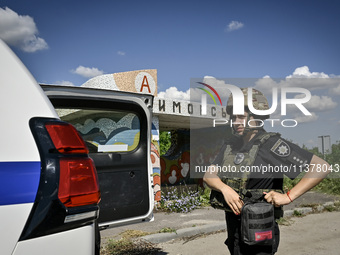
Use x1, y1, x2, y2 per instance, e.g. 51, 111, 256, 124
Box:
225, 212, 280, 255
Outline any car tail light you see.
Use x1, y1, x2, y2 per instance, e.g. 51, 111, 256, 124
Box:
45, 123, 100, 207
21, 118, 100, 241
45, 123, 89, 154
58, 158, 100, 207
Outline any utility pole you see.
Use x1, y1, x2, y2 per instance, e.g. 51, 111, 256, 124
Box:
318, 135, 331, 159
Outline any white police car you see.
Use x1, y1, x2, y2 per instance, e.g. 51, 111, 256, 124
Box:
0, 39, 154, 254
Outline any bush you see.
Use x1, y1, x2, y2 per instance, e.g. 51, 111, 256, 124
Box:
284, 173, 340, 196
158, 186, 206, 213
198, 186, 211, 206
312, 178, 340, 195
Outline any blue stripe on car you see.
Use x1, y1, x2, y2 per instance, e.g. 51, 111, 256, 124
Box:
0, 162, 40, 206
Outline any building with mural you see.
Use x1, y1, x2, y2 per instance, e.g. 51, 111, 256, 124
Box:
73, 69, 229, 203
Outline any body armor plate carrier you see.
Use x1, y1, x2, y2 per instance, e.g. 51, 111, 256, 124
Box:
209, 132, 284, 218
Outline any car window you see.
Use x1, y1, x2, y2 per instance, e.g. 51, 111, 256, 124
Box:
56, 108, 140, 153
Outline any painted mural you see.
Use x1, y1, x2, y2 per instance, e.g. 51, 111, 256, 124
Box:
151, 142, 161, 202
75, 115, 141, 153
160, 130, 202, 186
151, 117, 161, 202
190, 126, 231, 181
159, 127, 231, 187
73, 112, 162, 203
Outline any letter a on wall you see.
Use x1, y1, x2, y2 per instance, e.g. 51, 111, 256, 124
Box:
135, 71, 156, 95
140, 75, 151, 93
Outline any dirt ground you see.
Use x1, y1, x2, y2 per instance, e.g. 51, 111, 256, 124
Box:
156, 211, 340, 255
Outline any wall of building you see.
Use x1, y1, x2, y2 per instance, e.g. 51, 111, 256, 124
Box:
77, 69, 228, 204
151, 116, 161, 202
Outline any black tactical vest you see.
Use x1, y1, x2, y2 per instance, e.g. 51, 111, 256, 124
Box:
210, 132, 283, 216
218, 132, 278, 192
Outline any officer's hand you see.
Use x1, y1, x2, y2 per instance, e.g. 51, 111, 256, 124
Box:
221, 186, 244, 215
263, 191, 291, 207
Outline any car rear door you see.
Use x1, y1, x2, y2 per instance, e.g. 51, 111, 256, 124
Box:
42, 85, 154, 228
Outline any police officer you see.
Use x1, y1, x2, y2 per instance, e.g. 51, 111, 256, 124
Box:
203, 88, 330, 255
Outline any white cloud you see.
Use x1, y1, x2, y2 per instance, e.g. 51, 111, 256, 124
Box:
302, 95, 337, 112
255, 66, 340, 96
294, 112, 319, 124
283, 66, 340, 92
189, 87, 202, 102
225, 21, 244, 32
0, 7, 48, 52
71, 66, 104, 78
285, 94, 337, 115
117, 51, 126, 56
157, 77, 233, 104
254, 76, 278, 96
201, 76, 232, 102
331, 84, 340, 95
203, 76, 228, 88
158, 87, 190, 101
286, 66, 329, 78
275, 94, 336, 125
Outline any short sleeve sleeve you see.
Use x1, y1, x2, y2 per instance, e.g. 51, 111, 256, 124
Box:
262, 136, 314, 179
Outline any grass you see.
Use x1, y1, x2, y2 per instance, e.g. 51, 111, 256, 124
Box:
101, 239, 161, 255
324, 205, 337, 212
276, 201, 340, 227
299, 203, 320, 213
292, 210, 303, 217
158, 227, 177, 234
100, 227, 179, 254
119, 230, 151, 239
298, 203, 319, 209
100, 229, 160, 255
276, 217, 293, 226
323, 202, 340, 212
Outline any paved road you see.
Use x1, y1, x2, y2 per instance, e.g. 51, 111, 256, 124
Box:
101, 191, 339, 242
156, 211, 340, 255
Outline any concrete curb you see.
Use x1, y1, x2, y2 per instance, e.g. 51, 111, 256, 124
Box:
141, 222, 226, 244
141, 201, 339, 244
283, 201, 337, 217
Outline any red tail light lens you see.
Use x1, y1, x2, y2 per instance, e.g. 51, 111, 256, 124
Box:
45, 123, 89, 154
45, 122, 100, 207
59, 158, 100, 207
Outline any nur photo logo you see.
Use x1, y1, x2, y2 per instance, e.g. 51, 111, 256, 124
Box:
197, 82, 312, 128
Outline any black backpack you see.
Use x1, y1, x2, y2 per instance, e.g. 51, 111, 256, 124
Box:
240, 199, 275, 246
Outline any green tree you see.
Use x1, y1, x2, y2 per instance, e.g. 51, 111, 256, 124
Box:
307, 141, 340, 195
325, 141, 340, 165
159, 131, 171, 156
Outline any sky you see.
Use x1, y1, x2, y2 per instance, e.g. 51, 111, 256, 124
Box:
1, 0, 340, 149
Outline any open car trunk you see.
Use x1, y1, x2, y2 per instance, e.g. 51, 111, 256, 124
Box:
42, 85, 154, 228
